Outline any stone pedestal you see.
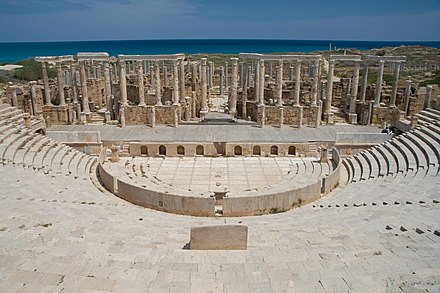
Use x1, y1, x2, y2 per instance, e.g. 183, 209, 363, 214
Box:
410, 116, 418, 128
294, 105, 303, 128
111, 146, 119, 163
119, 108, 125, 128
258, 105, 265, 128
150, 106, 156, 128
23, 113, 31, 128
348, 113, 358, 124
323, 112, 334, 125
173, 105, 179, 127
80, 112, 87, 125
320, 148, 328, 163
278, 106, 283, 128
105, 111, 111, 123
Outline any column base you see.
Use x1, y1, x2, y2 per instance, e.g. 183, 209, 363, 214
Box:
348, 113, 358, 124
323, 112, 334, 125
200, 110, 208, 121
229, 110, 237, 119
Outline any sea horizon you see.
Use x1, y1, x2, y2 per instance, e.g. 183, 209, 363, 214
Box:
1, 38, 440, 64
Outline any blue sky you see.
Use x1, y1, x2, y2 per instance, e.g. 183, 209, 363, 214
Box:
0, 0, 439, 42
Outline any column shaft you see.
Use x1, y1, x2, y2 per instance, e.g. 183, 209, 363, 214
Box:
104, 63, 112, 110
56, 64, 66, 105
201, 59, 208, 113
294, 61, 301, 106
325, 60, 334, 112
390, 62, 400, 107
276, 60, 283, 106
311, 60, 319, 106
350, 61, 360, 113
137, 63, 146, 106
230, 58, 238, 116
80, 62, 90, 113
173, 60, 180, 105
179, 59, 185, 103
258, 60, 265, 106
119, 61, 128, 106
360, 62, 369, 103
155, 61, 162, 105
374, 60, 385, 106
42, 62, 52, 105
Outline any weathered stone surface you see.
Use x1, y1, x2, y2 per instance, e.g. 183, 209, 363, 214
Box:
190, 225, 248, 250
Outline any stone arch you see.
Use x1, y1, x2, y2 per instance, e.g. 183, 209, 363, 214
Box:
159, 145, 166, 156
196, 145, 204, 156
234, 145, 242, 156
140, 145, 148, 155
253, 145, 261, 156
270, 145, 278, 156
177, 145, 185, 156
288, 145, 296, 156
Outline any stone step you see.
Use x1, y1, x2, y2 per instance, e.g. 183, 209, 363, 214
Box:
426, 108, 440, 117
420, 110, 440, 121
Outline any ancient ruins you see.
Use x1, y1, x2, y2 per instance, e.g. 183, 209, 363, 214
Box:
0, 50, 439, 291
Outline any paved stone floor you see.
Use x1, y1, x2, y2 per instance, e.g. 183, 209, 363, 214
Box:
50, 124, 381, 143
119, 156, 329, 194
0, 162, 439, 292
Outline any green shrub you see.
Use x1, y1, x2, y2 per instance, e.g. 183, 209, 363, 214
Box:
419, 70, 440, 87
12, 59, 56, 81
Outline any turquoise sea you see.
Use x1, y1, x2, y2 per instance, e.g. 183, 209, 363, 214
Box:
1, 39, 440, 63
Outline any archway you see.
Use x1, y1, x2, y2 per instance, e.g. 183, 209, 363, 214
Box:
270, 145, 278, 155
140, 145, 148, 155
253, 145, 261, 156
159, 145, 166, 156
177, 145, 185, 156
288, 146, 296, 156
234, 145, 242, 156
196, 145, 204, 156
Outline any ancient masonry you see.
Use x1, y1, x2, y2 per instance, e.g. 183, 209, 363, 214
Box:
5, 52, 436, 130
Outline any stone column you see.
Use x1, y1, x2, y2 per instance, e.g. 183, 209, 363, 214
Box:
150, 106, 156, 128
150, 65, 155, 89
239, 62, 244, 89
200, 58, 208, 117
119, 107, 125, 128
325, 60, 334, 113
424, 85, 433, 109
163, 65, 168, 88
258, 60, 265, 106
104, 63, 112, 110
229, 58, 238, 117
390, 62, 400, 108
30, 81, 39, 117
70, 63, 78, 104
155, 61, 162, 106
294, 61, 301, 106
255, 61, 260, 102
191, 63, 197, 91
276, 60, 283, 106
80, 62, 90, 113
172, 60, 180, 105
359, 61, 369, 103
185, 96, 191, 121
225, 62, 229, 89
374, 60, 385, 107
41, 62, 52, 106
56, 64, 66, 106
137, 63, 146, 106
209, 62, 214, 90
311, 60, 319, 106
119, 60, 128, 106
404, 79, 412, 116
219, 66, 224, 96
348, 61, 360, 124
179, 59, 185, 104
11, 86, 18, 107
242, 64, 249, 119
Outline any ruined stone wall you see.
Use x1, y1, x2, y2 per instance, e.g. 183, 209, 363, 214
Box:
371, 106, 400, 126
88, 79, 106, 107
246, 102, 258, 122
155, 105, 175, 125
123, 106, 150, 126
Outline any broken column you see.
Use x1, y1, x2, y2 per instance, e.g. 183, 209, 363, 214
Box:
374, 60, 385, 107
200, 58, 208, 119
42, 62, 52, 106
137, 63, 146, 106
229, 58, 238, 117
155, 61, 162, 105
80, 62, 90, 113
348, 61, 360, 124
424, 85, 433, 109
390, 62, 400, 108
324, 60, 335, 123
172, 60, 180, 106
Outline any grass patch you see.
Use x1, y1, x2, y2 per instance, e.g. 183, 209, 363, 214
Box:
419, 70, 440, 87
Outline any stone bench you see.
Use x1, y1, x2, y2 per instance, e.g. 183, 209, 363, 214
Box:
190, 225, 248, 250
